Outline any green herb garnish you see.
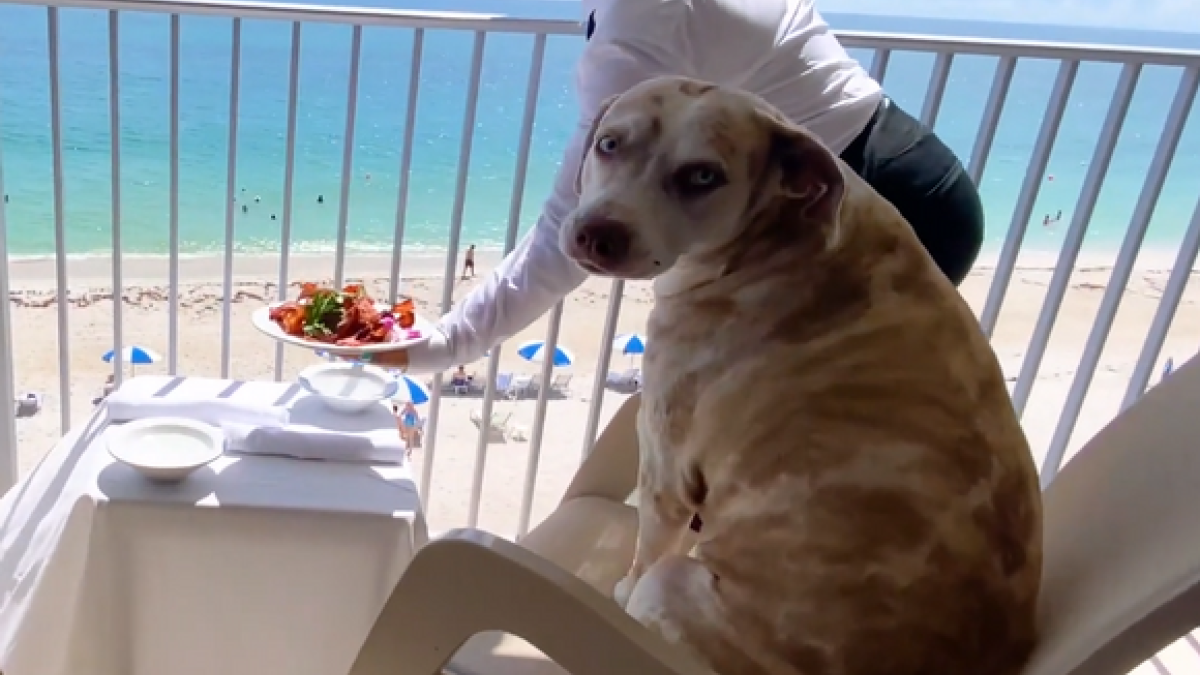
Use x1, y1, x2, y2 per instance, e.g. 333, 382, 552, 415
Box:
303, 290, 344, 338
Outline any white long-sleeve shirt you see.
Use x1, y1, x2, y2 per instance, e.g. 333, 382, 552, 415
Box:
405, 0, 882, 373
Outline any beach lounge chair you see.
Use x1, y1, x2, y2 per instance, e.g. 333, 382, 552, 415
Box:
13, 393, 41, 419
605, 367, 641, 392
507, 374, 536, 400
470, 408, 514, 443
550, 373, 572, 396
440, 380, 471, 396
348, 353, 1200, 675
492, 373, 514, 398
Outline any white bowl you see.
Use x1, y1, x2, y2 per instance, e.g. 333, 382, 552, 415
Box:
298, 362, 399, 415
107, 417, 224, 483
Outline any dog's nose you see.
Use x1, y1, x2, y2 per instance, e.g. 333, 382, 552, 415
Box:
574, 220, 631, 264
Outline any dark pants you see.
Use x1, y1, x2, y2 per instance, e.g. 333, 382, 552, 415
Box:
838, 97, 984, 286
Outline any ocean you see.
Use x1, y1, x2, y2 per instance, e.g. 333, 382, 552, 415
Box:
0, 0, 1198, 263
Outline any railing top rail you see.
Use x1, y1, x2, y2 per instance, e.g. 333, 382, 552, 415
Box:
0, 0, 1199, 67
0, 0, 586, 33
836, 30, 1200, 67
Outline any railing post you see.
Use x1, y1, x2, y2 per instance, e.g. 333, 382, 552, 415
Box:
919, 52, 953, 128
421, 30, 487, 508
219, 18, 243, 379
167, 13, 181, 375
388, 27, 425, 304
965, 55, 1015, 185
108, 10, 125, 389
47, 7, 72, 434
1121, 192, 1200, 411
273, 21, 304, 381
333, 25, 364, 290
0, 105, 18, 492
1011, 63, 1141, 419
977, 60, 1077, 338
581, 281, 624, 459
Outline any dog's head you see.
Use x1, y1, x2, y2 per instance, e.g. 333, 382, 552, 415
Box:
560, 76, 845, 280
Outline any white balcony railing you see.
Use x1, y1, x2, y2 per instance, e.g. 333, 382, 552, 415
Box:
0, 0, 1198, 550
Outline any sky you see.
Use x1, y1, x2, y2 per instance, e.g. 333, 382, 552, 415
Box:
818, 0, 1200, 33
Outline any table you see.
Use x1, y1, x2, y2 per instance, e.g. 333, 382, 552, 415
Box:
0, 377, 428, 675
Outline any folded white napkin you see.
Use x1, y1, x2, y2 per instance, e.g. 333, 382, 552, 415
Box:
220, 422, 405, 463
106, 392, 290, 428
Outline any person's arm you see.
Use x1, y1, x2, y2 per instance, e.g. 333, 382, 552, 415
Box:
399, 35, 675, 374
399, 126, 588, 374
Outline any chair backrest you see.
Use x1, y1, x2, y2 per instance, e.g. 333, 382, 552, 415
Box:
1025, 354, 1200, 675
561, 393, 641, 504
495, 372, 513, 391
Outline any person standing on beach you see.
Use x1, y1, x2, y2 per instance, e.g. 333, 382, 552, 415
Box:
357, 0, 984, 373
462, 244, 476, 280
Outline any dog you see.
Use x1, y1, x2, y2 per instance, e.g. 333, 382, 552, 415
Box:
559, 76, 1042, 675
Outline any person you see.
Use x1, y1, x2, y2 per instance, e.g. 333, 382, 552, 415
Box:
461, 244, 476, 280
356, 0, 984, 373
450, 365, 472, 389
394, 402, 421, 458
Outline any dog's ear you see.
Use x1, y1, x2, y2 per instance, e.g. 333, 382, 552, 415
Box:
575, 94, 619, 196
753, 101, 845, 230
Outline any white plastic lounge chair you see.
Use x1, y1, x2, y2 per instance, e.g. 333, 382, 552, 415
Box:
550, 373, 572, 396
13, 393, 41, 419
348, 353, 1200, 675
508, 375, 536, 400
493, 373, 514, 397
604, 368, 640, 392
470, 409, 514, 443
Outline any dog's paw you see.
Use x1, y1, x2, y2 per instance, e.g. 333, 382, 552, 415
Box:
613, 575, 638, 610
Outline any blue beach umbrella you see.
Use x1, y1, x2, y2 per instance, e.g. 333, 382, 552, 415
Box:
102, 346, 162, 365
390, 373, 431, 405
612, 333, 647, 355
516, 340, 576, 367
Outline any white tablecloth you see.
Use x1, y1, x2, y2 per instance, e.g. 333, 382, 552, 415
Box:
0, 376, 428, 675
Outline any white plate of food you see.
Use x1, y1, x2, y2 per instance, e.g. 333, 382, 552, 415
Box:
108, 417, 225, 483
252, 283, 435, 356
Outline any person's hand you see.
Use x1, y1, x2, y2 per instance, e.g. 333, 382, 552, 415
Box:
339, 347, 409, 370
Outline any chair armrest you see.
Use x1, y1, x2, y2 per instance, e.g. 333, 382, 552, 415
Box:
347, 528, 708, 675
560, 393, 641, 504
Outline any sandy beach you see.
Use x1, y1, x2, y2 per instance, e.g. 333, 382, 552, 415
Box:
4, 249, 1199, 536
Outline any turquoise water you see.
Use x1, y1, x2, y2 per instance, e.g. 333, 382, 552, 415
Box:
0, 0, 1199, 261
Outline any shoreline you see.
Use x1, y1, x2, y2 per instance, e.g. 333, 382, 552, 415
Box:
3, 255, 1198, 531
1, 245, 1194, 291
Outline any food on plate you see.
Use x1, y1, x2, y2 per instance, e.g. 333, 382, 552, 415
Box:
268, 283, 419, 346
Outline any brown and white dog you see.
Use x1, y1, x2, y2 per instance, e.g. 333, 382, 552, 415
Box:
559, 76, 1042, 675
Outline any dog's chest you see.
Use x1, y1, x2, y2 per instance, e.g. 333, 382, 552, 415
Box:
641, 297, 752, 449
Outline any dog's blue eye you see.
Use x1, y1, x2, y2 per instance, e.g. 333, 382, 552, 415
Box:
596, 135, 618, 155
674, 163, 726, 197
